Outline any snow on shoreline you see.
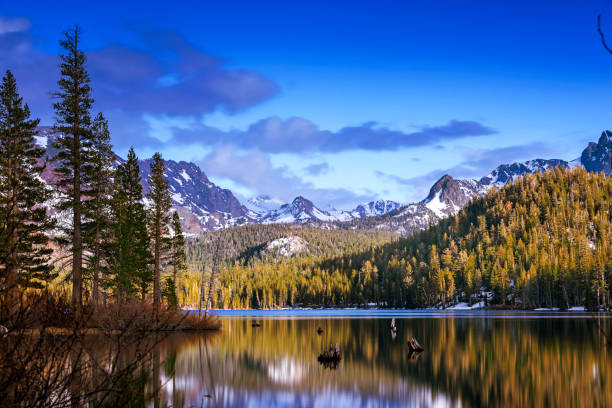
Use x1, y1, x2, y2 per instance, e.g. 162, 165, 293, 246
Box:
447, 301, 485, 310
184, 305, 597, 313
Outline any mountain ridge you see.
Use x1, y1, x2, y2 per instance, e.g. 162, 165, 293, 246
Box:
33, 127, 611, 234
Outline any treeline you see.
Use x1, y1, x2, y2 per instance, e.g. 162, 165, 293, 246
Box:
195, 167, 611, 310
0, 26, 185, 315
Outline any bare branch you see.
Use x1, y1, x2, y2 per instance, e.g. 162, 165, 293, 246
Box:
598, 14, 612, 54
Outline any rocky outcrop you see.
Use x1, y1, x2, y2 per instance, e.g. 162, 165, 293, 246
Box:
265, 236, 309, 257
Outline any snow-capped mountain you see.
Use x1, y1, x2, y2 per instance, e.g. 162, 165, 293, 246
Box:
33, 126, 611, 235
421, 175, 488, 218
353, 149, 606, 235
260, 196, 340, 223
478, 159, 569, 187
139, 158, 252, 233
35, 127, 253, 234
250, 196, 402, 224
418, 159, 572, 222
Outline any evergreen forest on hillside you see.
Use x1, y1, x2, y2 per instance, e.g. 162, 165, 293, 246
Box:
183, 167, 611, 310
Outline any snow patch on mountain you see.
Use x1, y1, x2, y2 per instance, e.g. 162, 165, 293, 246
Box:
424, 189, 447, 218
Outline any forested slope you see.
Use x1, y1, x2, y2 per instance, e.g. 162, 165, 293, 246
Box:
194, 167, 611, 310
186, 224, 397, 268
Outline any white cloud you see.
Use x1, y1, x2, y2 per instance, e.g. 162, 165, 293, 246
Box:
0, 16, 31, 35
197, 145, 374, 209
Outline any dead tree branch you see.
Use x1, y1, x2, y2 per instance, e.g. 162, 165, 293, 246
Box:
598, 14, 612, 54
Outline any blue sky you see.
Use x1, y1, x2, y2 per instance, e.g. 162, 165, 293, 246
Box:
2, 1, 612, 208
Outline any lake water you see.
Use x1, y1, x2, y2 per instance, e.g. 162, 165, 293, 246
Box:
152, 311, 612, 407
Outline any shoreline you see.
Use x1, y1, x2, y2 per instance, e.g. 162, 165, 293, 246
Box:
183, 307, 612, 318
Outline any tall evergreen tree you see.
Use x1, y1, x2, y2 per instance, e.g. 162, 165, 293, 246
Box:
83, 113, 115, 303
51, 26, 94, 316
147, 153, 171, 318
0, 70, 53, 297
170, 211, 186, 290
112, 148, 152, 301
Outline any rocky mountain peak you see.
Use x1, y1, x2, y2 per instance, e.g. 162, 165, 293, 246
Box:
581, 130, 611, 175
422, 175, 486, 218
425, 174, 454, 197
290, 196, 315, 215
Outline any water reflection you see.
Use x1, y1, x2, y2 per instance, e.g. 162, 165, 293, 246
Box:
145, 315, 611, 408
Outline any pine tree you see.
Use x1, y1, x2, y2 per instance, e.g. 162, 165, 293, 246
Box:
162, 277, 178, 310
0, 70, 53, 297
170, 211, 186, 304
111, 148, 152, 301
133, 212, 153, 301
147, 153, 171, 318
83, 113, 115, 303
51, 26, 94, 317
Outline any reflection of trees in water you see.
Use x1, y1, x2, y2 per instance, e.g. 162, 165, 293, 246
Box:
0, 329, 221, 408
155, 317, 612, 408
55, 318, 608, 407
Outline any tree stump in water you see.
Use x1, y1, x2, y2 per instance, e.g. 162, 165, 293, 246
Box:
408, 337, 424, 352
318, 344, 341, 369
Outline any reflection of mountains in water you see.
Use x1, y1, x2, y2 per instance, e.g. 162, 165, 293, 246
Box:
152, 317, 612, 408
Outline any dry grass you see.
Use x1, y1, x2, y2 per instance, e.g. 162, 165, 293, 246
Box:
2, 292, 220, 333
84, 300, 221, 332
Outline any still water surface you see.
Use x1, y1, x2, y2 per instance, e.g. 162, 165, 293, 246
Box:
153, 311, 612, 407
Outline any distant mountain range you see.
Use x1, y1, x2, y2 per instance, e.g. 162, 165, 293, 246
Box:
34, 127, 611, 235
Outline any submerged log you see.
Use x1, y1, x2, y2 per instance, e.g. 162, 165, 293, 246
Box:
408, 337, 424, 352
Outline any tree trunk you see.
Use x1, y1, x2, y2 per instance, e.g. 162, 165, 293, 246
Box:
72, 129, 82, 321
71, 32, 83, 320
173, 260, 177, 289
92, 219, 100, 304
153, 222, 161, 322
198, 265, 205, 319
5, 129, 17, 298
205, 266, 216, 317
